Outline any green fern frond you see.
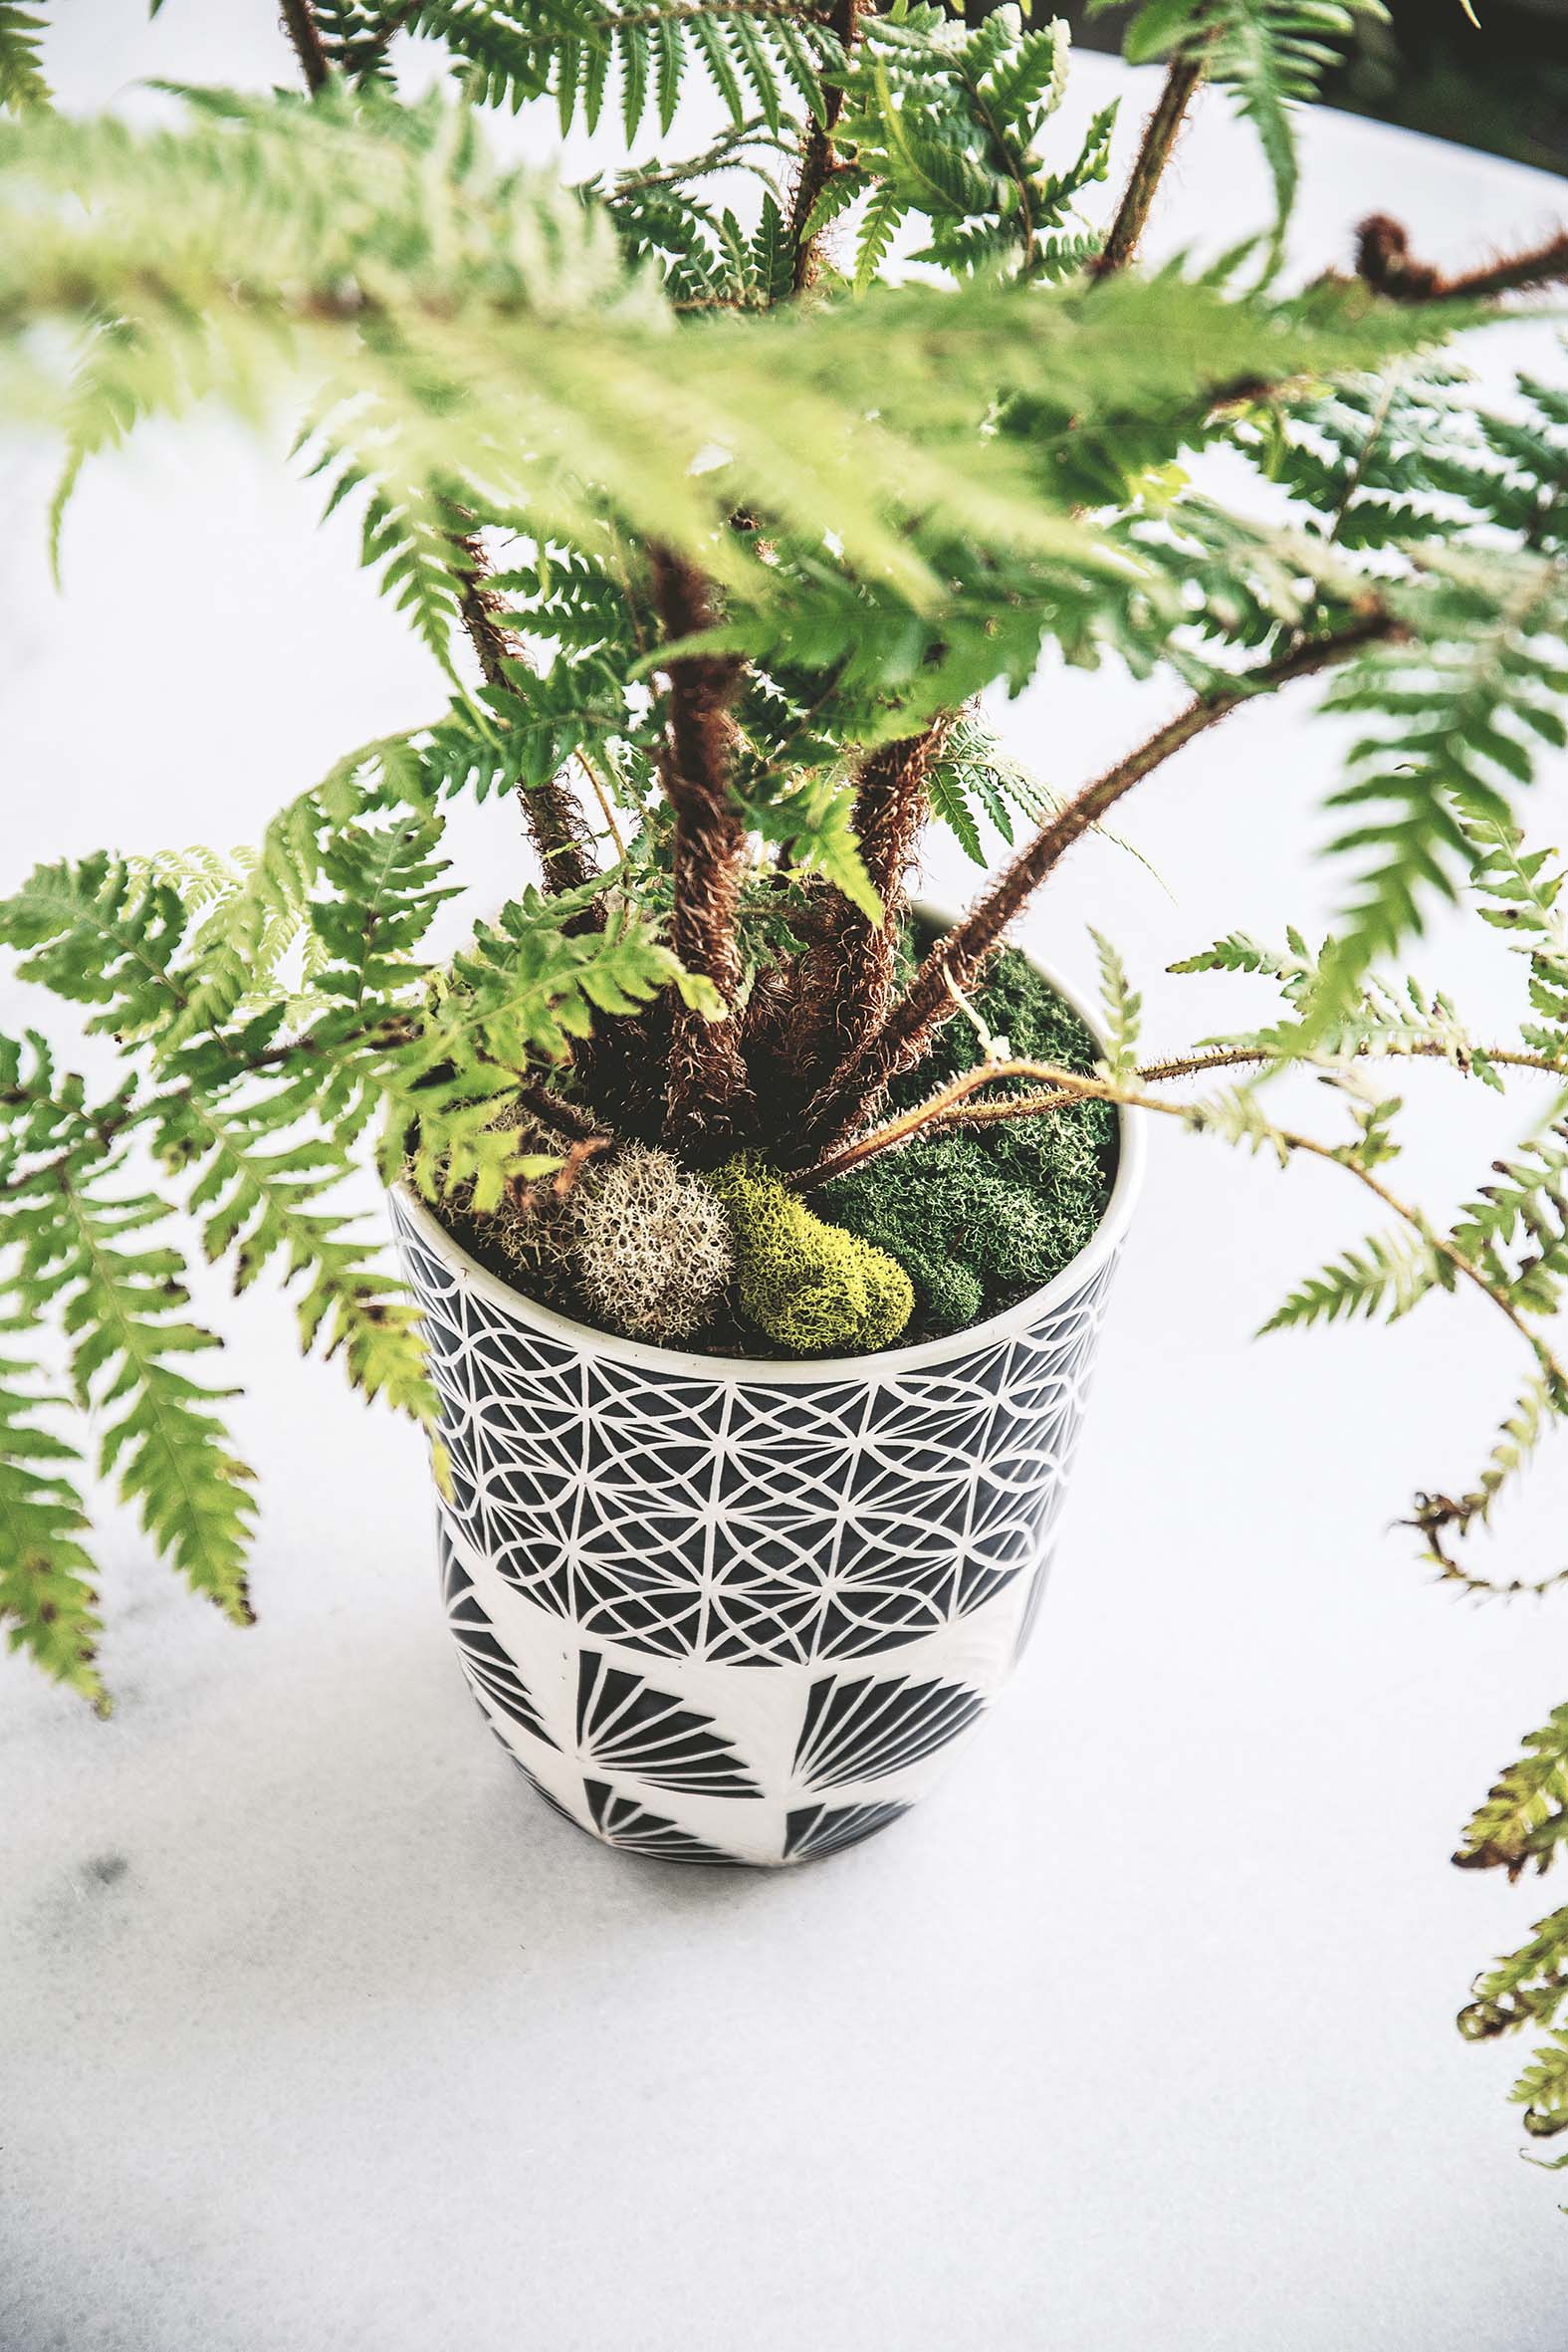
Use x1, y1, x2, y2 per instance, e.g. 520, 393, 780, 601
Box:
1261, 1225, 1441, 1332
173, 1094, 435, 1423
0, 853, 193, 1042
750, 776, 880, 921
8, 1162, 256, 1623
0, 0, 49, 114
1452, 1135, 1568, 1319
0, 1336, 104, 1709
1456, 1704, 1568, 1881
1089, 926, 1141, 1078
1312, 554, 1568, 1007
1514, 2033, 1568, 2143
403, 0, 837, 137
828, 8, 1109, 285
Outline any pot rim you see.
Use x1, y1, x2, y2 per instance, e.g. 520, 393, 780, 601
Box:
393, 912, 1145, 1387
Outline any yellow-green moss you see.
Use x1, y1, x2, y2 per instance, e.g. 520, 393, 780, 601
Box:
708, 1156, 914, 1355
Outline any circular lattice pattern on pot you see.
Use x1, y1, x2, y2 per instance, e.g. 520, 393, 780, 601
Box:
394, 1191, 1114, 1671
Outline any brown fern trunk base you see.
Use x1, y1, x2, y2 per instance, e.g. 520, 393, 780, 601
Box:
647, 545, 754, 1156
792, 714, 951, 1097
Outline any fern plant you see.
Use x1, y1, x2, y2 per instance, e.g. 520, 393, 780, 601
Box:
4, 0, 1568, 2177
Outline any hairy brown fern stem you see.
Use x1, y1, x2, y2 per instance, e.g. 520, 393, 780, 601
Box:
786, 0, 863, 292
1357, 213, 1568, 305
791, 714, 953, 1094
454, 535, 601, 900
279, 0, 331, 91
647, 544, 754, 1156
1092, 50, 1206, 280
789, 616, 1396, 1167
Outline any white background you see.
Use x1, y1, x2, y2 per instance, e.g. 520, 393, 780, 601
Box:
4, 10, 1568, 2346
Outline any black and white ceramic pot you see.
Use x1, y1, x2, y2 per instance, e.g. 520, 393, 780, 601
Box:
390, 940, 1143, 1867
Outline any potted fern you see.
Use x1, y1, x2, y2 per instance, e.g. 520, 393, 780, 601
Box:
5, 0, 1568, 2159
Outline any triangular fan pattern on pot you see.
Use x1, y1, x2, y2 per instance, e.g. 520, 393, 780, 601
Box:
575, 1649, 761, 1795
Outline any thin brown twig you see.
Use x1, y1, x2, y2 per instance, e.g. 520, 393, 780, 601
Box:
931, 1039, 1568, 1136
1092, 51, 1207, 280
797, 1058, 1568, 1411
575, 748, 628, 861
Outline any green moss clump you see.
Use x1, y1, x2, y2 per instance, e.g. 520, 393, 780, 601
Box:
709, 1156, 914, 1355
820, 941, 1117, 1338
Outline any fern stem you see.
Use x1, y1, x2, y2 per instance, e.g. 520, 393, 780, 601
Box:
647, 544, 753, 1153
280, 0, 332, 92
796, 1055, 1568, 1399
787, 0, 862, 293
792, 612, 1396, 1166
1357, 214, 1568, 306
516, 1082, 602, 1143
1093, 51, 1206, 281
804, 1039, 1568, 1179
453, 536, 601, 901
795, 714, 953, 1090
575, 748, 628, 862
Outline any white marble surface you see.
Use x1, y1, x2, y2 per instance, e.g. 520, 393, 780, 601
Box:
6, 16, 1568, 2347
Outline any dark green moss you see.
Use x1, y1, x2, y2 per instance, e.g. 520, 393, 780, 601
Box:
818, 941, 1117, 1339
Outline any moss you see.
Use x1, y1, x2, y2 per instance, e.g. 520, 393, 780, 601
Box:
572, 1143, 734, 1343
820, 941, 1117, 1338
709, 1155, 914, 1355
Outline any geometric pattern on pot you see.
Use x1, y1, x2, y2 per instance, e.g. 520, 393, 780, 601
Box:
575, 1648, 761, 1797
392, 1189, 1118, 1672
791, 1670, 986, 1790
583, 1778, 733, 1865
784, 1801, 912, 1862
440, 1530, 558, 1750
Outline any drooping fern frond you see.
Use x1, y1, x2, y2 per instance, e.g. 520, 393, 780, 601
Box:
1311, 553, 1568, 1007
1457, 1706, 1568, 1881
0, 1331, 103, 1709
1260, 1224, 1442, 1331
5, 1150, 257, 1626
400, 0, 837, 138
0, 0, 49, 114
919, 712, 1059, 866
174, 1094, 435, 1422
